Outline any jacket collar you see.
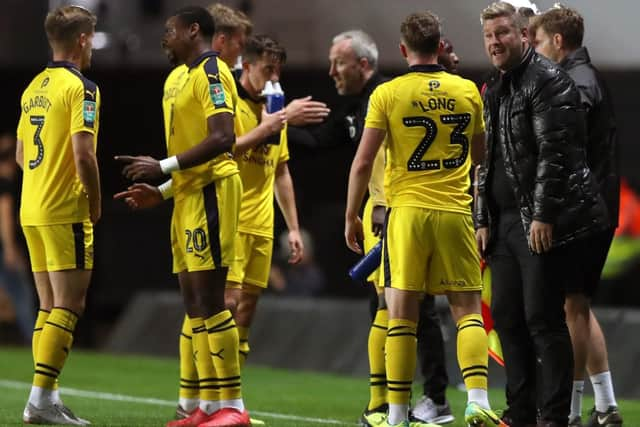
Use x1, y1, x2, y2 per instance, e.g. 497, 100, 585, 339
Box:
360, 72, 387, 97
501, 45, 535, 81
560, 46, 591, 69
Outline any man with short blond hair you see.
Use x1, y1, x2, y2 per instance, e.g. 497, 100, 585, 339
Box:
347, 11, 502, 427
476, 3, 609, 426
18, 5, 100, 425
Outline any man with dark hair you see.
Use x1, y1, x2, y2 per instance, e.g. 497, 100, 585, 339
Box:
476, 3, 609, 427
532, 6, 622, 427
17, 5, 99, 425
224, 32, 304, 375
115, 6, 249, 427
346, 11, 502, 427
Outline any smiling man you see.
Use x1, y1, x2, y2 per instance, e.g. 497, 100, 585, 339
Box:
475, 3, 609, 427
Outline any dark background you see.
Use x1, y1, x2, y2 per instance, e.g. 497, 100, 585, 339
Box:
2, 65, 639, 345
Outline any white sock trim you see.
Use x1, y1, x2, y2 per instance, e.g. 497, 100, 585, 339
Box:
467, 388, 490, 409
28, 386, 55, 408
570, 380, 584, 419
179, 397, 199, 413
387, 403, 409, 425
199, 399, 221, 415
590, 371, 617, 411
220, 398, 244, 411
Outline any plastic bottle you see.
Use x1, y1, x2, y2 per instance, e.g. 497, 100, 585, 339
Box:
263, 81, 285, 113
348, 240, 383, 282
262, 81, 285, 145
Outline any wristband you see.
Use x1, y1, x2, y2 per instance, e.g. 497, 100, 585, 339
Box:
158, 179, 174, 200
159, 156, 180, 174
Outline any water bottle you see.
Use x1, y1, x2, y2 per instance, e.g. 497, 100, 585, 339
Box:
262, 81, 285, 145
348, 240, 383, 282
263, 81, 285, 113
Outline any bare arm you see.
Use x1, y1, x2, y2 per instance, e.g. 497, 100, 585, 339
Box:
117, 112, 236, 181
15, 139, 23, 170
471, 132, 486, 166
345, 127, 386, 253
234, 109, 286, 155
72, 131, 101, 224
0, 193, 21, 269
274, 162, 303, 264
177, 112, 234, 170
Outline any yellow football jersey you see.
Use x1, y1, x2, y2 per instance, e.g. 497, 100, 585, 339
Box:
17, 61, 100, 226
365, 64, 484, 214
166, 52, 239, 199
234, 84, 289, 237
162, 64, 188, 145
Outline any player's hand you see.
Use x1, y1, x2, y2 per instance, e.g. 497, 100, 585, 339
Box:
90, 202, 102, 224
529, 220, 553, 254
115, 155, 163, 181
284, 96, 330, 126
113, 183, 163, 210
261, 108, 287, 136
371, 205, 386, 237
345, 215, 364, 254
475, 227, 490, 258
287, 229, 305, 264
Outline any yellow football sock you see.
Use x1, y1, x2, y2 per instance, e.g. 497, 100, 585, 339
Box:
456, 314, 489, 391
33, 308, 77, 389
386, 318, 417, 405
32, 309, 49, 367
180, 315, 199, 400
190, 317, 220, 402
237, 326, 250, 369
205, 310, 242, 401
368, 308, 388, 410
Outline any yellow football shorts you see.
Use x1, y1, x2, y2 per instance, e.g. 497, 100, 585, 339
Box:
227, 232, 273, 288
381, 206, 482, 294
22, 221, 93, 272
171, 174, 241, 273
362, 197, 383, 287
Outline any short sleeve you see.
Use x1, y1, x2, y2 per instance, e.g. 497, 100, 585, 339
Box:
278, 123, 290, 164
364, 85, 388, 131
195, 57, 235, 118
70, 79, 99, 135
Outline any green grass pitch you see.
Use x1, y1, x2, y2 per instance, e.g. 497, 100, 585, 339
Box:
1, 347, 639, 426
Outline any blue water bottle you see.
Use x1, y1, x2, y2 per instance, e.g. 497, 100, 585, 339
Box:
349, 241, 383, 282
262, 81, 285, 113
262, 81, 285, 145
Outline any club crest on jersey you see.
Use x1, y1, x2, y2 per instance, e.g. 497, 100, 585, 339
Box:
83, 100, 96, 125
429, 80, 440, 91
209, 83, 226, 107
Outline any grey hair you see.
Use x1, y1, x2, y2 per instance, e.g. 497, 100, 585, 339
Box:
332, 30, 378, 69
480, 2, 530, 30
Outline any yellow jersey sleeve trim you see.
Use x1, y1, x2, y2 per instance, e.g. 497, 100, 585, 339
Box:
364, 85, 388, 131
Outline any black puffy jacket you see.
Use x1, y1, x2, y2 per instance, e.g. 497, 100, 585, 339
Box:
474, 48, 609, 249
561, 47, 619, 228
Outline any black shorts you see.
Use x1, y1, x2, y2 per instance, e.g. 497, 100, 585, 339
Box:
563, 228, 615, 297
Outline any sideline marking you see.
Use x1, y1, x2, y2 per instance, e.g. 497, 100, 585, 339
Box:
0, 379, 352, 425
